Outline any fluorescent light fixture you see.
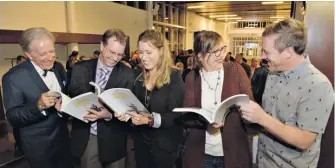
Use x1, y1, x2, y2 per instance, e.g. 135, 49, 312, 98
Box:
261, 1, 284, 5
210, 14, 237, 18
270, 16, 284, 19
216, 17, 242, 20
237, 19, 258, 22
187, 5, 205, 9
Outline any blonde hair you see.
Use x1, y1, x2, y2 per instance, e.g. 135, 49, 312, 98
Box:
138, 29, 173, 88
20, 27, 55, 53
262, 18, 307, 55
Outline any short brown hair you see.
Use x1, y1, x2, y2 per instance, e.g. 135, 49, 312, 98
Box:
262, 18, 307, 55
193, 30, 223, 68
20, 27, 55, 53
101, 29, 127, 46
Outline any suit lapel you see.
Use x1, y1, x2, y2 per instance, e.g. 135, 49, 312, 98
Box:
53, 64, 66, 92
84, 59, 98, 93
25, 59, 49, 92
104, 62, 122, 89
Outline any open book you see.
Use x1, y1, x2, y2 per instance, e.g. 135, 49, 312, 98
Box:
55, 88, 149, 123
173, 94, 250, 124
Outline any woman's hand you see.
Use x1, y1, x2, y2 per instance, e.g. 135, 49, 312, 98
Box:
126, 111, 150, 125
84, 107, 113, 122
207, 122, 224, 135
114, 113, 130, 122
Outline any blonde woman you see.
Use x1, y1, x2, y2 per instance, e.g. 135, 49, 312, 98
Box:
122, 29, 185, 168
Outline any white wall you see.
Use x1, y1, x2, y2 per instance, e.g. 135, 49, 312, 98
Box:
215, 22, 230, 51
185, 12, 216, 50
78, 44, 100, 58
0, 2, 67, 32
72, 2, 148, 52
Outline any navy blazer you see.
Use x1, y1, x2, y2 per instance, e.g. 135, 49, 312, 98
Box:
2, 59, 72, 168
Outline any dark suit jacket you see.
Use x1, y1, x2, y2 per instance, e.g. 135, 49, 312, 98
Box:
132, 70, 185, 153
67, 58, 135, 164
180, 62, 256, 168
2, 59, 72, 168
241, 62, 251, 78
251, 65, 269, 106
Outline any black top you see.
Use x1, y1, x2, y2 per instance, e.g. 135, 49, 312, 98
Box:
251, 65, 269, 106
132, 69, 185, 152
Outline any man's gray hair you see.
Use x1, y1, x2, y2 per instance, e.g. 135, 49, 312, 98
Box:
20, 27, 55, 53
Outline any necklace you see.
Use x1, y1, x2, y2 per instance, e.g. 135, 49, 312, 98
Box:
201, 70, 221, 105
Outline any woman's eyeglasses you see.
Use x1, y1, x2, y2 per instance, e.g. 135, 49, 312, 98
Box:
208, 46, 227, 57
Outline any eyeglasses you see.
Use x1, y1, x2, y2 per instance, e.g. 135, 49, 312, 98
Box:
104, 47, 125, 58
208, 46, 227, 57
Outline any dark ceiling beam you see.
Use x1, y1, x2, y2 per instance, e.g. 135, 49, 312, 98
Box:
0, 29, 101, 44
169, 1, 209, 5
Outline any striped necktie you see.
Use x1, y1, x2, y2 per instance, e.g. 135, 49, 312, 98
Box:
97, 67, 110, 88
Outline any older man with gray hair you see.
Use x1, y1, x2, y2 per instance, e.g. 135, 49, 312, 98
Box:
2, 27, 72, 168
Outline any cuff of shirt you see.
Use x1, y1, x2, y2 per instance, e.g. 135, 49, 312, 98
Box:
57, 112, 63, 118
151, 112, 161, 128
104, 117, 112, 121
41, 110, 47, 116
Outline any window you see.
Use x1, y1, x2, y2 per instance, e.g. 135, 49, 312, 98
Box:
232, 37, 262, 59
112, 1, 147, 11
153, 2, 186, 54
233, 21, 274, 28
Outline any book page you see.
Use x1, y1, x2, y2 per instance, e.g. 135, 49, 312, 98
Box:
172, 108, 214, 123
61, 92, 102, 123
213, 94, 249, 123
99, 88, 150, 121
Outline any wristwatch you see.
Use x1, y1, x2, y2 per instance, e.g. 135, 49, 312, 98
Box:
37, 102, 44, 111
148, 118, 154, 127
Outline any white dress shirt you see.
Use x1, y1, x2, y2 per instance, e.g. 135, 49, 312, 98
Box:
31, 61, 62, 116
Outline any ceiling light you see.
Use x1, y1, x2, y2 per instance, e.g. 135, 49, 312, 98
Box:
165, 18, 169, 20
261, 1, 284, 5
228, 22, 238, 24
216, 17, 242, 20
237, 19, 258, 22
270, 16, 284, 19
187, 5, 205, 9
210, 14, 237, 18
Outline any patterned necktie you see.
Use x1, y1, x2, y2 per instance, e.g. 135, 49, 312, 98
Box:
91, 67, 110, 135
97, 67, 110, 88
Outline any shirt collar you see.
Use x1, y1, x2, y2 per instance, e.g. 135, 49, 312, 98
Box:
279, 54, 310, 79
31, 61, 46, 76
97, 57, 114, 72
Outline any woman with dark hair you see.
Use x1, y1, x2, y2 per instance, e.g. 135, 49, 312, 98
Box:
179, 30, 255, 168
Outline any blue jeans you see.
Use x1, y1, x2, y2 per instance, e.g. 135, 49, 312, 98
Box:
204, 154, 224, 168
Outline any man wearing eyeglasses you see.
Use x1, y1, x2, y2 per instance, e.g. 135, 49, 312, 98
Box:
67, 29, 135, 168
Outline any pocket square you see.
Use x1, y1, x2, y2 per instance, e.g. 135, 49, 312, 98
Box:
63, 81, 66, 86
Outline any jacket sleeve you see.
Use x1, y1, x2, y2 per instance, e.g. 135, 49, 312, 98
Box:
3, 74, 47, 128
